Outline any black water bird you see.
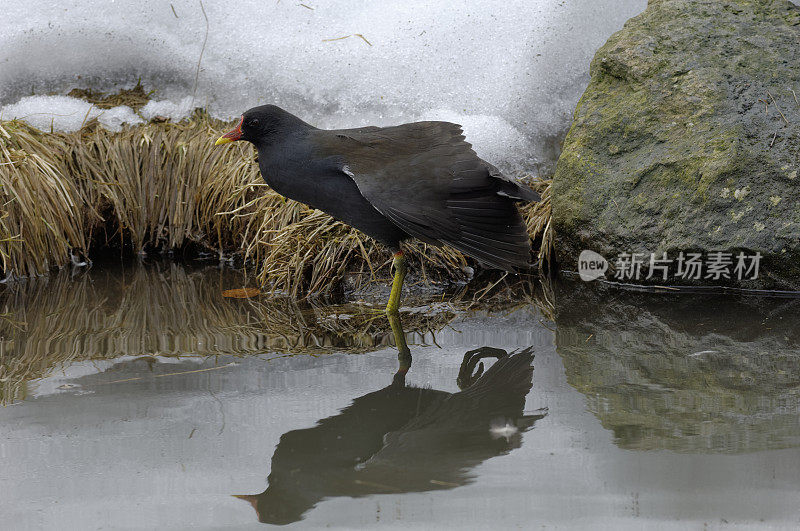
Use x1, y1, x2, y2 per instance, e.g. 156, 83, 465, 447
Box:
215, 105, 540, 312
234, 347, 544, 525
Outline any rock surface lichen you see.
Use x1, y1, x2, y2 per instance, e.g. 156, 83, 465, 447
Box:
552, 0, 800, 289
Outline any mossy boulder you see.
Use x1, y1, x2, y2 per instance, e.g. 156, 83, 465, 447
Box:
552, 0, 800, 289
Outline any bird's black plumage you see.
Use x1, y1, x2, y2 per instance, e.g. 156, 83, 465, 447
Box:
228, 105, 540, 271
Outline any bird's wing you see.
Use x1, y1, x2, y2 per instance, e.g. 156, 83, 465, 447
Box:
310, 122, 538, 271
355, 349, 539, 483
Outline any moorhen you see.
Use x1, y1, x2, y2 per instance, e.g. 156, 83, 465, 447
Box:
215, 105, 539, 312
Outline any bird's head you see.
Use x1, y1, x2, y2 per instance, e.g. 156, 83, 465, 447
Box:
232, 487, 308, 525
215, 105, 310, 148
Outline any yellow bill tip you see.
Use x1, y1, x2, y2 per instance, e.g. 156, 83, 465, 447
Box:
215, 136, 234, 146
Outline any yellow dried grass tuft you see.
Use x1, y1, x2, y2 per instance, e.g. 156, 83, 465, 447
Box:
0, 112, 553, 293
523, 177, 554, 271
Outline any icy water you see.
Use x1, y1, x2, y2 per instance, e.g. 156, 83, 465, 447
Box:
1, 264, 800, 529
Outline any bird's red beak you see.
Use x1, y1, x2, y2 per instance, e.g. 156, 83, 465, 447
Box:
215, 116, 244, 145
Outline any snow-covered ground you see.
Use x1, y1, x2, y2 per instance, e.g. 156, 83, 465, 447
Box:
0, 0, 646, 172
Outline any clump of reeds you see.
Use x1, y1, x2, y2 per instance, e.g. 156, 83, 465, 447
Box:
0, 99, 553, 293
0, 112, 252, 278
523, 177, 554, 272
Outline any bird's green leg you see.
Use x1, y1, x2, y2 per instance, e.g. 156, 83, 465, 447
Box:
385, 250, 410, 386
385, 250, 407, 315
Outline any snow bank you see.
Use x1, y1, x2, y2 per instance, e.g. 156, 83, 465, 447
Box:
139, 97, 195, 122
0, 0, 646, 172
1, 95, 142, 132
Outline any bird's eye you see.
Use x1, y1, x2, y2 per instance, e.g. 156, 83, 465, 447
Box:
249, 118, 259, 127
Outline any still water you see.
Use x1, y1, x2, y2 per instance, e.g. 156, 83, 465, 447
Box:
1, 263, 799, 529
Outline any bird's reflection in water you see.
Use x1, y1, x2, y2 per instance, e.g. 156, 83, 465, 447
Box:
235, 313, 545, 525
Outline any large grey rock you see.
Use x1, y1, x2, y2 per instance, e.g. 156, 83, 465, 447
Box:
552, 0, 800, 290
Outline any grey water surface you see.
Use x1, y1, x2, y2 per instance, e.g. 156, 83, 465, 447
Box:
1, 264, 799, 529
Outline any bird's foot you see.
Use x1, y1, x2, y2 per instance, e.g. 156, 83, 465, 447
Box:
456, 346, 508, 389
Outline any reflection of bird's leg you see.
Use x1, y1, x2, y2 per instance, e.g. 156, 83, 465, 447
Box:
457, 347, 508, 389
385, 250, 407, 314
387, 310, 412, 387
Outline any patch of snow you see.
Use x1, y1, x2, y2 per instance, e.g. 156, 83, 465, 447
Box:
96, 104, 144, 131
1, 95, 142, 132
0, 0, 647, 171
139, 96, 195, 122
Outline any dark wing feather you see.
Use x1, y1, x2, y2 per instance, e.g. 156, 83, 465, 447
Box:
309, 122, 538, 272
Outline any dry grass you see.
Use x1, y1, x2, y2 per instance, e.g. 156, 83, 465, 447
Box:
523, 177, 554, 272
0, 107, 553, 294
67, 82, 152, 111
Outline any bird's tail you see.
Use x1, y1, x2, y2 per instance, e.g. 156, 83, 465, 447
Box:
459, 347, 535, 414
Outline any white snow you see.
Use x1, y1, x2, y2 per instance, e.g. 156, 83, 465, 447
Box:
0, 95, 142, 132
96, 104, 144, 131
0, 0, 647, 172
139, 96, 195, 122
